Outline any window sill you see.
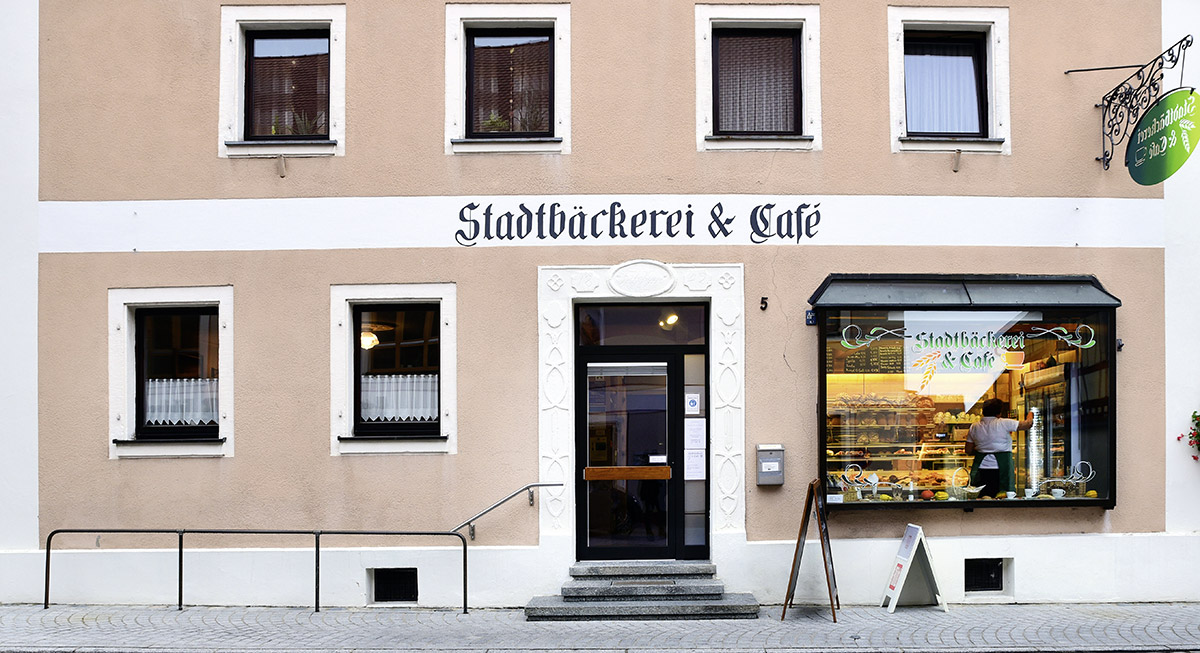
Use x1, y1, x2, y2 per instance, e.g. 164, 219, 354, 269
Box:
112, 437, 228, 459
897, 136, 1006, 154
335, 434, 453, 455
337, 435, 446, 441
703, 134, 815, 151
223, 140, 338, 158
449, 137, 563, 154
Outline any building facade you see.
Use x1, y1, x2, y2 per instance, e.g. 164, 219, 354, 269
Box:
3, 0, 1200, 608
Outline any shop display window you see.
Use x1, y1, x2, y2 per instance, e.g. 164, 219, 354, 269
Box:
819, 303, 1115, 508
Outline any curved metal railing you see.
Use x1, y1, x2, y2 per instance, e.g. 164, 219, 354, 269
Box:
452, 482, 562, 539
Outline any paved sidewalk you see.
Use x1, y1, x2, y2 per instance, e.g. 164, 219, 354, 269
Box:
1, 602, 1198, 652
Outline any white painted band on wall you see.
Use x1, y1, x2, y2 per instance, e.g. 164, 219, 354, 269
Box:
40, 194, 1164, 253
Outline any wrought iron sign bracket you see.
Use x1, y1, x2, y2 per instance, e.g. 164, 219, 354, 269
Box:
1068, 35, 1192, 169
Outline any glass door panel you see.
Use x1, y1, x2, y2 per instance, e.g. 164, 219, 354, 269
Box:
584, 362, 670, 553
682, 354, 707, 547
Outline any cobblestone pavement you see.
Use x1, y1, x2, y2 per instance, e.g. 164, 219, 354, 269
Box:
1, 602, 1198, 652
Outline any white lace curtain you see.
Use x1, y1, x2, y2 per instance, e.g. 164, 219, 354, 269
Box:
904, 42, 981, 134
144, 378, 219, 426
360, 374, 439, 422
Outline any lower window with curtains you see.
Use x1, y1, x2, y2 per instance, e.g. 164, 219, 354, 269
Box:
810, 275, 1119, 509
135, 306, 220, 439
354, 303, 441, 438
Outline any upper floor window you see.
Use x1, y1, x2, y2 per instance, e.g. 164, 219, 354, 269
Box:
695, 4, 821, 151
903, 31, 986, 138
245, 29, 330, 140
712, 28, 801, 136
218, 5, 346, 158
135, 307, 220, 439
467, 29, 554, 138
445, 4, 570, 154
887, 6, 1010, 154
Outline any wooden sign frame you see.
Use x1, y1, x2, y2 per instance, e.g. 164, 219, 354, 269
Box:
880, 523, 947, 613
781, 479, 840, 621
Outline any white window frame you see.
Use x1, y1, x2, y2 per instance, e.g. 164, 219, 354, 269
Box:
695, 4, 821, 152
445, 3, 571, 155
888, 6, 1010, 154
331, 284, 457, 455
108, 286, 235, 459
218, 4, 346, 158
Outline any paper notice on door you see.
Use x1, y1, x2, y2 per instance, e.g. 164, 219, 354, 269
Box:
684, 449, 706, 480
685, 393, 701, 415
684, 418, 706, 449
648, 455, 667, 464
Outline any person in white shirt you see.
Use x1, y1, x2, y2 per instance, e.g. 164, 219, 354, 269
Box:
965, 398, 1032, 497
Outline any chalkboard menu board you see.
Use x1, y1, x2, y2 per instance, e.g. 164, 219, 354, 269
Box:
843, 349, 870, 373
874, 344, 904, 374
834, 343, 904, 374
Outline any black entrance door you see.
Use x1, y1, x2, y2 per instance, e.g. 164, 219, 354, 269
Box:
575, 304, 709, 561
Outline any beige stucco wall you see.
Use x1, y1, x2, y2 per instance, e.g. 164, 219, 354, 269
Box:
39, 244, 1164, 548
40, 0, 1162, 202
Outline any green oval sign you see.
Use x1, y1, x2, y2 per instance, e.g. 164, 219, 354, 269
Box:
1127, 87, 1200, 185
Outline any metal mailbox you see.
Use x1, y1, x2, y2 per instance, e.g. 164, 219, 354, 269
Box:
756, 443, 785, 486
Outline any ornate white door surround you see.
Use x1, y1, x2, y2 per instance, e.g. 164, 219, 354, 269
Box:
537, 260, 747, 549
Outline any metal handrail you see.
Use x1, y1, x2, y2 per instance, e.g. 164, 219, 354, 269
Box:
452, 482, 562, 540
44, 528, 467, 613
43, 483, 560, 612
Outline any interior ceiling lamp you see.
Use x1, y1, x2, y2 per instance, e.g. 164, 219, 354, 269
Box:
359, 321, 393, 350
360, 331, 380, 350
658, 310, 679, 331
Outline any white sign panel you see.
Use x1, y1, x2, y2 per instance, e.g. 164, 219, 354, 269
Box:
684, 449, 706, 480
684, 418, 706, 448
880, 523, 947, 613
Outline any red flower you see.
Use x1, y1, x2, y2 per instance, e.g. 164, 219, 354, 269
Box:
1193, 455, 1198, 461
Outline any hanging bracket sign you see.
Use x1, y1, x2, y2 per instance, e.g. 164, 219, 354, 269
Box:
880, 523, 947, 613
1091, 34, 1191, 173
1126, 87, 1199, 185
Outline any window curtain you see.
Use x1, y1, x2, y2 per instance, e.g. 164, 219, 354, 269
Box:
144, 378, 219, 426
904, 42, 982, 134
717, 35, 796, 133
361, 373, 439, 422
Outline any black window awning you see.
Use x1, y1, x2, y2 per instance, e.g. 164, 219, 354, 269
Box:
808, 274, 1122, 309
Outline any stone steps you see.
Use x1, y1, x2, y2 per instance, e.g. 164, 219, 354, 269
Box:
525, 593, 761, 621
568, 560, 717, 580
525, 560, 759, 620
562, 578, 726, 601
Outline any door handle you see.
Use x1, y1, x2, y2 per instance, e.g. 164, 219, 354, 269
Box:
583, 466, 672, 481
